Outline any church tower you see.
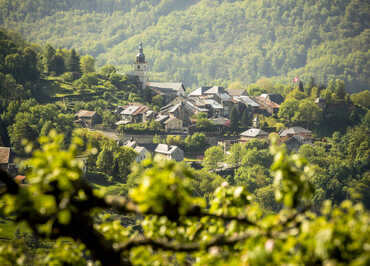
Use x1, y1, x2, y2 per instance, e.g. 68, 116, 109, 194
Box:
133, 42, 147, 85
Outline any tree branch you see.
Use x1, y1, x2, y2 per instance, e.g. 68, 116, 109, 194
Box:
115, 232, 256, 253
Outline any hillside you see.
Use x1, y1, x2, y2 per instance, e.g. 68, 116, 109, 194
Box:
1, 0, 369, 90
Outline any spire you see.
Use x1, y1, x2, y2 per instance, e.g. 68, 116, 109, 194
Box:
136, 42, 145, 64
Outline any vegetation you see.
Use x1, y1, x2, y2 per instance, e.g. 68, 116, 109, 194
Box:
0, 133, 368, 265
1, 0, 369, 91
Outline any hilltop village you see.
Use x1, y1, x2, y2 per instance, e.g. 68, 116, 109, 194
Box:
72, 43, 316, 167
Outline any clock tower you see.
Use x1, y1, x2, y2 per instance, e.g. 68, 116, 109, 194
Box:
133, 42, 148, 85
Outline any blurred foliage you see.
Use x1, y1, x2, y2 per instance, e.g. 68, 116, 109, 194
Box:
0, 132, 368, 265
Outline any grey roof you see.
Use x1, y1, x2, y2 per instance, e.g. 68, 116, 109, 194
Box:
188, 87, 211, 97
234, 96, 260, 107
204, 99, 223, 109
220, 93, 232, 102
169, 103, 181, 113
279, 127, 312, 137
155, 114, 169, 123
240, 128, 268, 137
146, 82, 185, 92
204, 86, 226, 95
121, 105, 140, 115
155, 144, 179, 155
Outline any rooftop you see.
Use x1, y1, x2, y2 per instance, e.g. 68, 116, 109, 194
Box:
280, 127, 312, 137
240, 128, 268, 137
204, 86, 226, 95
76, 110, 96, 118
146, 82, 185, 92
155, 144, 179, 155
188, 87, 211, 97
0, 147, 11, 164
234, 96, 260, 107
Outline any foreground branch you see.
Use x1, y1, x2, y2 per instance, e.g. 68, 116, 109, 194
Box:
116, 232, 256, 253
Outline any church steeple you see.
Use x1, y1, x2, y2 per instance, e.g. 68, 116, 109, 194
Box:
136, 42, 146, 64
133, 42, 148, 85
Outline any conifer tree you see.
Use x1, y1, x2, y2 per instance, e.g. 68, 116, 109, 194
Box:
66, 49, 81, 78
241, 108, 252, 128
230, 106, 239, 132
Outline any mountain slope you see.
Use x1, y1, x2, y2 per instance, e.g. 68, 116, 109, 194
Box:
1, 0, 369, 91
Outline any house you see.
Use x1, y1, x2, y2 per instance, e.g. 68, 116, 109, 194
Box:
253, 93, 284, 115
75, 110, 101, 128
121, 104, 149, 123
145, 82, 186, 104
279, 127, 312, 140
282, 135, 312, 151
124, 138, 150, 163
134, 146, 150, 163
234, 96, 260, 112
154, 144, 184, 162
210, 117, 230, 134
204, 99, 224, 117
240, 128, 269, 142
0, 147, 13, 172
164, 117, 183, 132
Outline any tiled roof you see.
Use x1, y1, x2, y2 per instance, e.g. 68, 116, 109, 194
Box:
204, 99, 223, 109
240, 128, 268, 137
234, 96, 260, 107
279, 127, 312, 137
204, 86, 226, 95
211, 117, 230, 126
188, 87, 211, 97
76, 110, 96, 118
121, 105, 140, 115
155, 144, 179, 155
146, 82, 185, 92
155, 114, 169, 123
0, 147, 10, 164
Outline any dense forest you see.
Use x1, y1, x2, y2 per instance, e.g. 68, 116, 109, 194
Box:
1, 0, 369, 90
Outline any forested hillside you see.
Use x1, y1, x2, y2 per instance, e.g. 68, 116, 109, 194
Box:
1, 0, 369, 90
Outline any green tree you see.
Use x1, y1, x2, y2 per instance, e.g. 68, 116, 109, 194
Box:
292, 99, 323, 129
96, 145, 114, 176
184, 132, 207, 152
66, 49, 81, 78
80, 55, 95, 74
240, 107, 252, 128
230, 106, 239, 132
203, 145, 224, 170
278, 98, 299, 125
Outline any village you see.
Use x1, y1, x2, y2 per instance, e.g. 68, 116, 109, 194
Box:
70, 43, 316, 169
